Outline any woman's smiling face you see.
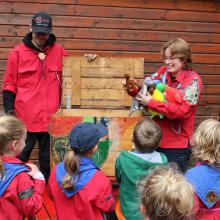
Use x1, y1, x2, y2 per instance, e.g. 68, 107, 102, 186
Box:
164, 47, 184, 76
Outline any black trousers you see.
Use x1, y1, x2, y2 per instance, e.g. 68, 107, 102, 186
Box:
156, 147, 192, 173
18, 132, 50, 182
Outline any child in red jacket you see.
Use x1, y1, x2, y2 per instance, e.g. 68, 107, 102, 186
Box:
185, 119, 220, 219
48, 122, 115, 220
0, 115, 45, 220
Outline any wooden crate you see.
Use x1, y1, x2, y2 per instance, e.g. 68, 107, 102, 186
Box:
62, 56, 144, 109
50, 56, 145, 176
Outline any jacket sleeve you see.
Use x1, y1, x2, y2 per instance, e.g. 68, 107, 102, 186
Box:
3, 90, 16, 114
47, 168, 56, 201
148, 99, 193, 120
148, 76, 202, 120
16, 172, 45, 217
3, 49, 19, 94
115, 157, 121, 183
93, 172, 115, 213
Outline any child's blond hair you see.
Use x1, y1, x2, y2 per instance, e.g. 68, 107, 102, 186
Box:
193, 118, 220, 167
161, 38, 193, 69
0, 115, 26, 178
141, 166, 194, 220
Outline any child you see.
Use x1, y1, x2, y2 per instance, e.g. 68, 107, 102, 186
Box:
48, 122, 115, 220
115, 118, 168, 220
0, 115, 45, 220
141, 166, 194, 220
185, 119, 220, 219
129, 38, 203, 172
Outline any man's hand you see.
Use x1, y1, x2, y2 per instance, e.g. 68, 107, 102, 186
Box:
84, 53, 98, 62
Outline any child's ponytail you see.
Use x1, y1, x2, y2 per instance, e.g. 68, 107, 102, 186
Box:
62, 150, 80, 192
0, 158, 4, 180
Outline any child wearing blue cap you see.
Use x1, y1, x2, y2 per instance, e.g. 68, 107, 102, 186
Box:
48, 122, 115, 220
185, 119, 220, 219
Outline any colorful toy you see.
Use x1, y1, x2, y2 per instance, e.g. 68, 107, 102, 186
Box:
148, 83, 166, 118
163, 85, 183, 104
124, 74, 140, 97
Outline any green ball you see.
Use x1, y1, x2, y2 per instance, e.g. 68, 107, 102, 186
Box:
156, 82, 165, 92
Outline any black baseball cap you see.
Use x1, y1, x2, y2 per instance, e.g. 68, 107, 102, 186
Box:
69, 122, 108, 153
31, 12, 52, 34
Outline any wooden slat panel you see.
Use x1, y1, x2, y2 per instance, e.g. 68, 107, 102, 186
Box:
1, 2, 220, 23
2, 25, 220, 45
62, 56, 144, 108
4, 0, 220, 13
1, 14, 220, 34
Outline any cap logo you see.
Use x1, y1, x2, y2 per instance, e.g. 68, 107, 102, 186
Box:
35, 16, 49, 24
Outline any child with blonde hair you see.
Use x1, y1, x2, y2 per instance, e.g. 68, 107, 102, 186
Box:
185, 119, 220, 219
0, 115, 45, 220
48, 122, 115, 220
141, 166, 194, 220
115, 118, 168, 220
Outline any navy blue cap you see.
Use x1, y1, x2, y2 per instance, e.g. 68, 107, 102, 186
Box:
32, 12, 52, 34
69, 122, 108, 152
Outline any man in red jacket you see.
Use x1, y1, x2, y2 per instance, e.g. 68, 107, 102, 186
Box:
2, 12, 67, 182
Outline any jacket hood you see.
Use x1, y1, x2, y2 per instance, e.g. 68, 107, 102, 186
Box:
23, 32, 56, 52
56, 157, 98, 198
118, 151, 167, 185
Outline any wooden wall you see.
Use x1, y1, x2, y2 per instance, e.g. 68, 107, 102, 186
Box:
0, 0, 220, 161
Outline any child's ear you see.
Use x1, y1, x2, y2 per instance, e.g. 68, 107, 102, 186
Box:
8, 140, 17, 151
140, 203, 149, 220
92, 145, 98, 154
12, 140, 18, 149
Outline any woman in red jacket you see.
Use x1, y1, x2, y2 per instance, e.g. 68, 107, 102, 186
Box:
0, 116, 45, 220
48, 122, 115, 220
132, 38, 203, 172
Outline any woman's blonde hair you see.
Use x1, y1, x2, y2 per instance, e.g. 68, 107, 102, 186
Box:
141, 166, 194, 220
0, 115, 26, 179
193, 118, 220, 167
161, 38, 193, 69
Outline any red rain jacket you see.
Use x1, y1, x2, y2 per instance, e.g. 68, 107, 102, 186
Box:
3, 43, 66, 132
48, 167, 115, 220
0, 156, 45, 220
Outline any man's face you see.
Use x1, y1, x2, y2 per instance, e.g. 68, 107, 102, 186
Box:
32, 32, 49, 49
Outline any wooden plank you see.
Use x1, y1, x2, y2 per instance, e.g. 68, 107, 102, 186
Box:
81, 88, 125, 100
80, 99, 130, 108
1, 48, 220, 66
200, 96, 220, 105
196, 106, 220, 116
202, 85, 220, 95
61, 109, 142, 117
2, 36, 220, 55
71, 59, 81, 106
1, 2, 220, 23
2, 25, 220, 45
1, 14, 220, 34
81, 67, 143, 78
81, 78, 124, 89
5, 0, 220, 13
